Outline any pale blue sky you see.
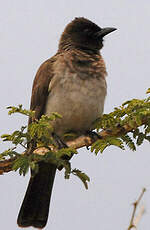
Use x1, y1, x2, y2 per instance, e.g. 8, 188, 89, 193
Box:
0, 1, 150, 229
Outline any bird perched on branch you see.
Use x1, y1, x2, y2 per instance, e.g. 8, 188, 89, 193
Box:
17, 17, 116, 228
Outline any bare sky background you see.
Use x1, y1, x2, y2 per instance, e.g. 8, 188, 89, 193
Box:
0, 1, 150, 229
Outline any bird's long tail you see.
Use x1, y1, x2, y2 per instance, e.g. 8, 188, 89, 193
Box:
17, 161, 56, 228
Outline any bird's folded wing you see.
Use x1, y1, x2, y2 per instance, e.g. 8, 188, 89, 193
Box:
29, 56, 56, 124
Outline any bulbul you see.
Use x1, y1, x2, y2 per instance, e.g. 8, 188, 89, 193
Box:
17, 17, 116, 229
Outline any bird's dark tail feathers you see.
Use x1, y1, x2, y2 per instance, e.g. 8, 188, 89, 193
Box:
17, 161, 56, 228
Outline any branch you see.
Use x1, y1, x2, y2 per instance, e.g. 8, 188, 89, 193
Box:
0, 115, 149, 175
0, 157, 17, 175
127, 188, 146, 230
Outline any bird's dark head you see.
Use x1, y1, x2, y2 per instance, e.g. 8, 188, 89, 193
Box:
59, 17, 116, 53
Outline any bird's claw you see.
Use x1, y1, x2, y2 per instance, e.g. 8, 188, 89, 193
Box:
86, 130, 102, 142
52, 133, 67, 149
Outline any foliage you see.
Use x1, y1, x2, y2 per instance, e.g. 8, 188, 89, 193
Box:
0, 90, 150, 189
0, 105, 89, 189
92, 90, 150, 154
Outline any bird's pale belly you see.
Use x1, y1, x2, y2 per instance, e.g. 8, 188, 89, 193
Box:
44, 73, 107, 137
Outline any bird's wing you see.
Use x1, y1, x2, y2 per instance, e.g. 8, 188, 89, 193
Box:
17, 56, 58, 229
29, 56, 56, 124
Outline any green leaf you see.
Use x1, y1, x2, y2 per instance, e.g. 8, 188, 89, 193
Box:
108, 138, 125, 150
91, 139, 108, 154
133, 128, 140, 138
7, 105, 35, 117
145, 122, 150, 134
135, 115, 142, 126
56, 148, 77, 159
121, 134, 136, 151
0, 148, 18, 160
72, 169, 90, 189
136, 133, 145, 146
63, 161, 71, 179
12, 156, 29, 176
91, 137, 125, 154
145, 136, 150, 142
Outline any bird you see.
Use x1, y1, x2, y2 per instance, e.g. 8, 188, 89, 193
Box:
17, 17, 116, 229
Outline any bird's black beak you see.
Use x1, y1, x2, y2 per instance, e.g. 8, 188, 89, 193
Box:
95, 27, 117, 38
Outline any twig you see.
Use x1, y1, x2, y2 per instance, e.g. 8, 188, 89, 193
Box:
134, 205, 145, 227
128, 188, 146, 230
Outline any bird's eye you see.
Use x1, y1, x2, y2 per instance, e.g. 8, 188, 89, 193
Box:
83, 28, 92, 36
83, 28, 90, 33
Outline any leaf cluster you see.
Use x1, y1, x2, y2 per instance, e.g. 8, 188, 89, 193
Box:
0, 105, 89, 189
92, 90, 150, 154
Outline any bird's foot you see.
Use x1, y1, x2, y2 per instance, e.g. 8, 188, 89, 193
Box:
86, 130, 102, 140
86, 131, 102, 150
52, 133, 67, 149
52, 133, 74, 170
